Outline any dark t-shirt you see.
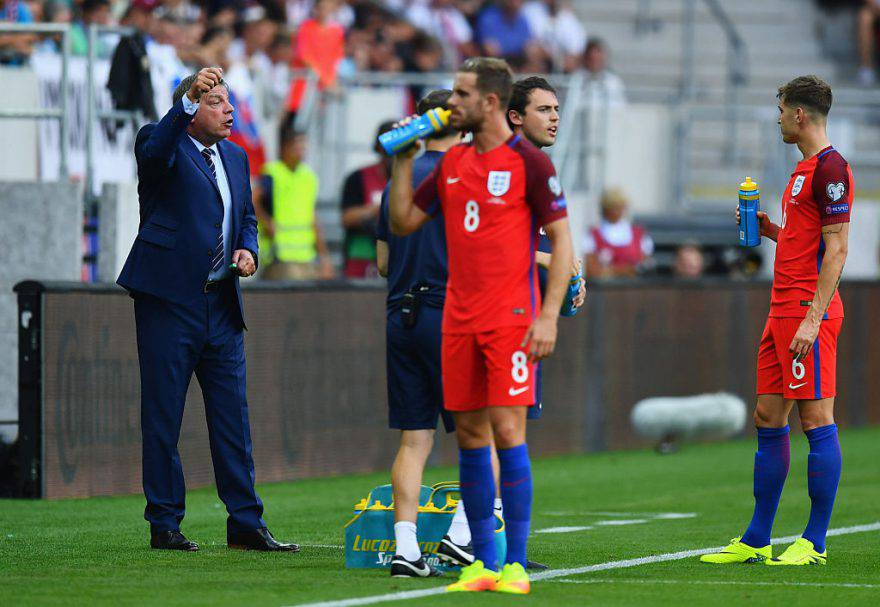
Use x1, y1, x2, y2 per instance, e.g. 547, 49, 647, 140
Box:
377, 151, 447, 310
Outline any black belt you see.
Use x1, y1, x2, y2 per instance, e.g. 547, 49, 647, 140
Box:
203, 279, 229, 293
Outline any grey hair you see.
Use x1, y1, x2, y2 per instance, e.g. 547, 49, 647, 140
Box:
173, 73, 229, 106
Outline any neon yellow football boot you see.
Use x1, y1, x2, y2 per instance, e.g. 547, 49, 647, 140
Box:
495, 562, 530, 594
700, 537, 772, 564
445, 560, 499, 592
765, 537, 827, 566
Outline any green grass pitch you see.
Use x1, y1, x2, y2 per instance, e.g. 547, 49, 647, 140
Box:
2, 426, 879, 606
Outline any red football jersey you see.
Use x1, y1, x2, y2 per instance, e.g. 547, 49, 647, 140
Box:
770, 146, 853, 319
413, 134, 568, 334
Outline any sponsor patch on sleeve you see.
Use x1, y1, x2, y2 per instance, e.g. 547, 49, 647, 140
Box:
826, 203, 850, 215
551, 197, 567, 211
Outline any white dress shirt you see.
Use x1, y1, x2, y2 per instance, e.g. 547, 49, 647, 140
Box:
182, 96, 233, 281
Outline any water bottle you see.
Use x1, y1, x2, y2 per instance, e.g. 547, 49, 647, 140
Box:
560, 273, 582, 317
378, 108, 452, 155
738, 176, 761, 247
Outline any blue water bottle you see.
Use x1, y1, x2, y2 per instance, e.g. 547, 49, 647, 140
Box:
378, 108, 452, 155
738, 176, 761, 247
560, 273, 582, 317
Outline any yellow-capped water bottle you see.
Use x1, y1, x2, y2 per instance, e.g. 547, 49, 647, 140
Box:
378, 108, 452, 155
738, 177, 761, 247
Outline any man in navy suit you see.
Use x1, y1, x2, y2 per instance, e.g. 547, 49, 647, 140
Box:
118, 67, 298, 552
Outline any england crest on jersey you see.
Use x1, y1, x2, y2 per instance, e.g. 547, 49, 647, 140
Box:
487, 171, 511, 197
791, 175, 805, 196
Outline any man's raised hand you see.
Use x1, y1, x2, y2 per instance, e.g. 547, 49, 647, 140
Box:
187, 67, 224, 103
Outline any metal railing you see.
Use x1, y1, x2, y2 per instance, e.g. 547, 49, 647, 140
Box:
673, 0, 749, 208
0, 23, 70, 178
85, 24, 142, 198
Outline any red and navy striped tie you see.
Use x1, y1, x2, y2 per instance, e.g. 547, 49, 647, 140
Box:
201, 148, 224, 274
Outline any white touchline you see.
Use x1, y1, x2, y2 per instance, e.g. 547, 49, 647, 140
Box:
552, 579, 880, 589
286, 522, 880, 607
535, 526, 595, 534
594, 519, 649, 526
542, 511, 697, 519
300, 544, 344, 549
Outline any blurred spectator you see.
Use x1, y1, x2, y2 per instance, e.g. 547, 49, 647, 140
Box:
583, 188, 654, 279
265, 31, 292, 110
70, 0, 115, 57
160, 0, 202, 23
858, 0, 880, 86
107, 0, 159, 121
522, 0, 585, 72
0, 0, 37, 65
340, 120, 395, 278
257, 123, 334, 280
227, 2, 277, 75
673, 243, 705, 279
406, 0, 476, 69
145, 11, 189, 112
197, 24, 235, 66
286, 0, 345, 116
475, 0, 540, 67
579, 37, 627, 107
35, 0, 73, 55
225, 3, 280, 177
286, 0, 353, 29
403, 30, 443, 101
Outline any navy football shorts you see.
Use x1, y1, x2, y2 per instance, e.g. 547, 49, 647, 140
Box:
528, 361, 543, 420
386, 305, 454, 433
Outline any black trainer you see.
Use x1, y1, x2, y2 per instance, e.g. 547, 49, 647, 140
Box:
436, 535, 475, 567
526, 559, 549, 570
389, 555, 443, 578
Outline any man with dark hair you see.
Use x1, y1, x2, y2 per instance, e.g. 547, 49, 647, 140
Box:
340, 120, 396, 277
506, 75, 557, 144
702, 75, 852, 567
438, 75, 584, 575
118, 67, 298, 553
375, 89, 459, 579
255, 124, 333, 280
389, 57, 574, 594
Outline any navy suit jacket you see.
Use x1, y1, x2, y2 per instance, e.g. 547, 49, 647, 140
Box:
117, 99, 258, 326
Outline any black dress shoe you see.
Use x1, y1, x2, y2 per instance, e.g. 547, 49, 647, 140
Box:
150, 530, 199, 552
227, 527, 300, 552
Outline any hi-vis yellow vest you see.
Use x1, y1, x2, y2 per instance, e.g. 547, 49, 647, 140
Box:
260, 160, 319, 264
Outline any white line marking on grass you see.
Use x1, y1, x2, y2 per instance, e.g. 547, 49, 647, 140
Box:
594, 519, 649, 526
553, 579, 880, 590
301, 544, 344, 549
535, 526, 595, 534
542, 511, 697, 518
285, 521, 880, 607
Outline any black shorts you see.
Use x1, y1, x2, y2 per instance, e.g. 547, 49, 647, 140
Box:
386, 304, 454, 433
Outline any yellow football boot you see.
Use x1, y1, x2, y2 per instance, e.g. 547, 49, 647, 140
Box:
445, 560, 499, 592
495, 562, 530, 594
700, 537, 772, 564
765, 538, 826, 566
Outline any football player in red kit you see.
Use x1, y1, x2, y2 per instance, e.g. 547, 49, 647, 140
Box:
703, 75, 851, 567
389, 57, 574, 593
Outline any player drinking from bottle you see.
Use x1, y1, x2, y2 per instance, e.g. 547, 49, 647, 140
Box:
389, 57, 574, 593
702, 75, 852, 566
436, 76, 584, 574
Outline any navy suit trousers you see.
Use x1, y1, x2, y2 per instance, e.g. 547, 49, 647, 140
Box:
134, 281, 265, 533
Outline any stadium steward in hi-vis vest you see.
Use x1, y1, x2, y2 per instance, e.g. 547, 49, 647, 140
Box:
702, 75, 851, 568
260, 160, 319, 263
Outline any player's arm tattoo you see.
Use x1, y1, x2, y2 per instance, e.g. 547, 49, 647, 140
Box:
809, 224, 849, 318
